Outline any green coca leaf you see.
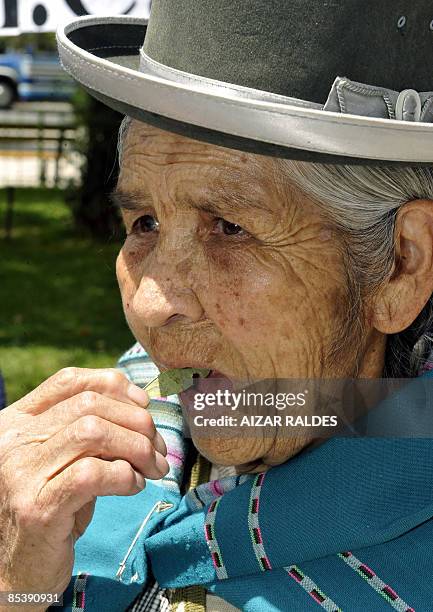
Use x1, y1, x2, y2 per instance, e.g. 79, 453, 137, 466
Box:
144, 367, 211, 398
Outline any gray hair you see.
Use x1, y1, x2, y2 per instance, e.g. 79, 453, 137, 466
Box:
117, 116, 433, 377
117, 115, 132, 165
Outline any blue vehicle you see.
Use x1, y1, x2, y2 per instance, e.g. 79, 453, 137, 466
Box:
0, 51, 76, 108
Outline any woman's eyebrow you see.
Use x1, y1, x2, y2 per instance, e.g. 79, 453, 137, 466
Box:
110, 186, 270, 216
185, 187, 270, 216
110, 189, 226, 215
109, 189, 152, 211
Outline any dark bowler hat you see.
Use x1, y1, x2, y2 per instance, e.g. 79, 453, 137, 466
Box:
57, 0, 433, 165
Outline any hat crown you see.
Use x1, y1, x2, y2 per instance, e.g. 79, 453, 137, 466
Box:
143, 0, 433, 104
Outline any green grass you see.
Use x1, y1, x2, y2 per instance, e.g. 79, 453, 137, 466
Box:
0, 188, 135, 404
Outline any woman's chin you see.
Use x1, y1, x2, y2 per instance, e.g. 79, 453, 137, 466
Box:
192, 434, 264, 466
192, 433, 312, 470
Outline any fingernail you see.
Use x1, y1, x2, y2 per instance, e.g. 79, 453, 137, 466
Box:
134, 470, 146, 490
154, 431, 167, 456
127, 384, 149, 406
155, 452, 170, 477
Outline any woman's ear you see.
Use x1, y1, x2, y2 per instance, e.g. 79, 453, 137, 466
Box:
373, 200, 433, 334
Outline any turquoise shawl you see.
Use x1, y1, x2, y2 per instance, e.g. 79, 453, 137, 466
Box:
56, 344, 433, 611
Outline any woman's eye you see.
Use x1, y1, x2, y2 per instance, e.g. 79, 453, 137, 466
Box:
215, 218, 246, 236
131, 214, 159, 234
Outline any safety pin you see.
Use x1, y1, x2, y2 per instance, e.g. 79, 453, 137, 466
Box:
115, 500, 174, 581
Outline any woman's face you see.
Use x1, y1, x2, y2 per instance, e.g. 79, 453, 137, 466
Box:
115, 121, 386, 469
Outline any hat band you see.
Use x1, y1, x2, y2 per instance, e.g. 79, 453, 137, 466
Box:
324, 78, 433, 122
140, 47, 433, 124
139, 48, 322, 110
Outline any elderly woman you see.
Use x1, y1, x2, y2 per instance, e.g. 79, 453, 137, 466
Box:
2, 1, 433, 611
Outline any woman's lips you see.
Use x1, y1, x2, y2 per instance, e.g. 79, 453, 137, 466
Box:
204, 369, 226, 379
156, 361, 228, 377
179, 369, 234, 410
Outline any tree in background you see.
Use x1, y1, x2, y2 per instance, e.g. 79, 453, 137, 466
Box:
67, 89, 124, 239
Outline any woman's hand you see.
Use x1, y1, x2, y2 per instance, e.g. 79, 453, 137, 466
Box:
0, 368, 168, 607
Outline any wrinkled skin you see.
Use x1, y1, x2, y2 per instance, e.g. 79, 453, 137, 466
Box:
115, 121, 387, 470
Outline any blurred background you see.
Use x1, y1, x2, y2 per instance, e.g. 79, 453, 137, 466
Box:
0, 1, 151, 405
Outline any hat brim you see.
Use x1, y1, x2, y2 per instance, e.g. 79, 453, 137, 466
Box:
57, 15, 433, 166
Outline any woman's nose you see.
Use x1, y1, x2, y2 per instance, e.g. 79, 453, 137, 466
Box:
130, 267, 205, 328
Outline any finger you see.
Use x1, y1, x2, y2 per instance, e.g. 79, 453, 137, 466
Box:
36, 457, 147, 521
38, 415, 169, 481
35, 391, 167, 456
11, 367, 149, 415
